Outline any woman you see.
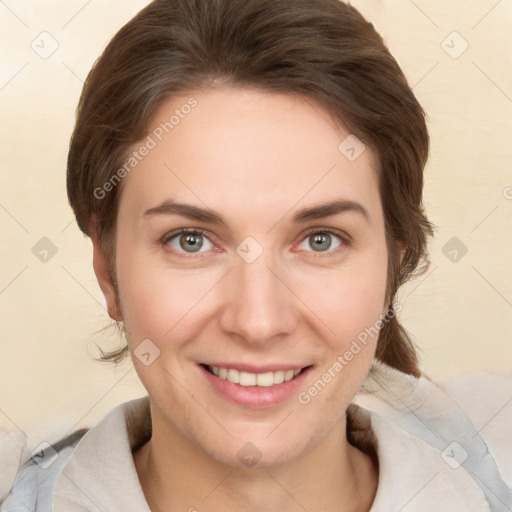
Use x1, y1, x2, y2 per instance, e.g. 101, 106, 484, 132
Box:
1, 0, 510, 510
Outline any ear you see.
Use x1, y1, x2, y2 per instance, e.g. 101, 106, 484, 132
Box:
90, 232, 123, 322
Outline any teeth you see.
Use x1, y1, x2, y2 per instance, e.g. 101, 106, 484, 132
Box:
273, 370, 285, 384
227, 368, 240, 384
239, 371, 256, 386
256, 372, 274, 387
209, 366, 303, 387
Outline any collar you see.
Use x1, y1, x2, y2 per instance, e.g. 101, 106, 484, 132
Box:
51, 395, 491, 511
53, 397, 152, 512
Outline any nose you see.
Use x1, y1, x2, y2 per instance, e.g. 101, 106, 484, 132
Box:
218, 248, 298, 346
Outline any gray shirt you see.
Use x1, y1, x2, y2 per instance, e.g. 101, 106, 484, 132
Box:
2, 366, 510, 511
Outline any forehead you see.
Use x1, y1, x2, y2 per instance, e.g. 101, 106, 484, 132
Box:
118, 86, 382, 226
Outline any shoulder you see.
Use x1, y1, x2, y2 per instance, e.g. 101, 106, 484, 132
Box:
0, 397, 149, 512
2, 397, 151, 512
0, 428, 26, 505
0, 429, 87, 512
355, 365, 512, 511
440, 371, 512, 486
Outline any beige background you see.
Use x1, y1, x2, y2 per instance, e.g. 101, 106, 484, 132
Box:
0, 0, 511, 452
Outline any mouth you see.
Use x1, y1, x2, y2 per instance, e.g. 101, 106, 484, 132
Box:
198, 362, 314, 408
200, 363, 313, 388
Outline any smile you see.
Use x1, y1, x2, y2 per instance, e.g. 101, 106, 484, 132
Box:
204, 365, 304, 387
199, 362, 313, 408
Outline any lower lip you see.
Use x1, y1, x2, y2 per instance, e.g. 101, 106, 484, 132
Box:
199, 365, 312, 409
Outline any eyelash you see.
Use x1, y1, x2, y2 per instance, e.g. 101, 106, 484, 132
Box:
160, 227, 351, 258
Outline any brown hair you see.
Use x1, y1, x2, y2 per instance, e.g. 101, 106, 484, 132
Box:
67, 0, 434, 376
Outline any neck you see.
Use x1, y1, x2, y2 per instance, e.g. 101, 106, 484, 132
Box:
134, 406, 377, 512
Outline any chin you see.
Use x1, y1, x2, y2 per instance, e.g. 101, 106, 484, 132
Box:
203, 435, 313, 470
201, 414, 338, 470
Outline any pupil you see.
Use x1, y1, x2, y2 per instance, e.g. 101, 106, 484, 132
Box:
181, 233, 203, 252
311, 233, 331, 252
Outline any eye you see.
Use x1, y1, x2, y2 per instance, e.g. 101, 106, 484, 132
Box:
163, 229, 215, 254
297, 229, 347, 253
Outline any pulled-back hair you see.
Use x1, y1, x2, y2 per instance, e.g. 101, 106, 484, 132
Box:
67, 0, 434, 376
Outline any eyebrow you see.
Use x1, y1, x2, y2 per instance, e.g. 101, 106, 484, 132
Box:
143, 199, 370, 225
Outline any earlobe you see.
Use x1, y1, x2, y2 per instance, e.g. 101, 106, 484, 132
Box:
90, 233, 123, 322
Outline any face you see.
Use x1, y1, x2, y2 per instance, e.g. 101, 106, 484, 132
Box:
95, 86, 390, 467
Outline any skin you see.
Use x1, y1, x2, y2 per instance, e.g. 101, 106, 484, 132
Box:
92, 86, 393, 511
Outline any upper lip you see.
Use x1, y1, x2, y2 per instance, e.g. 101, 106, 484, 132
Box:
200, 362, 312, 373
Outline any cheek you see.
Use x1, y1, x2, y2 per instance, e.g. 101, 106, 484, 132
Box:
115, 251, 227, 342
295, 266, 387, 411
115, 217, 388, 352
330, 270, 387, 338
291, 253, 388, 344
120, 265, 386, 342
